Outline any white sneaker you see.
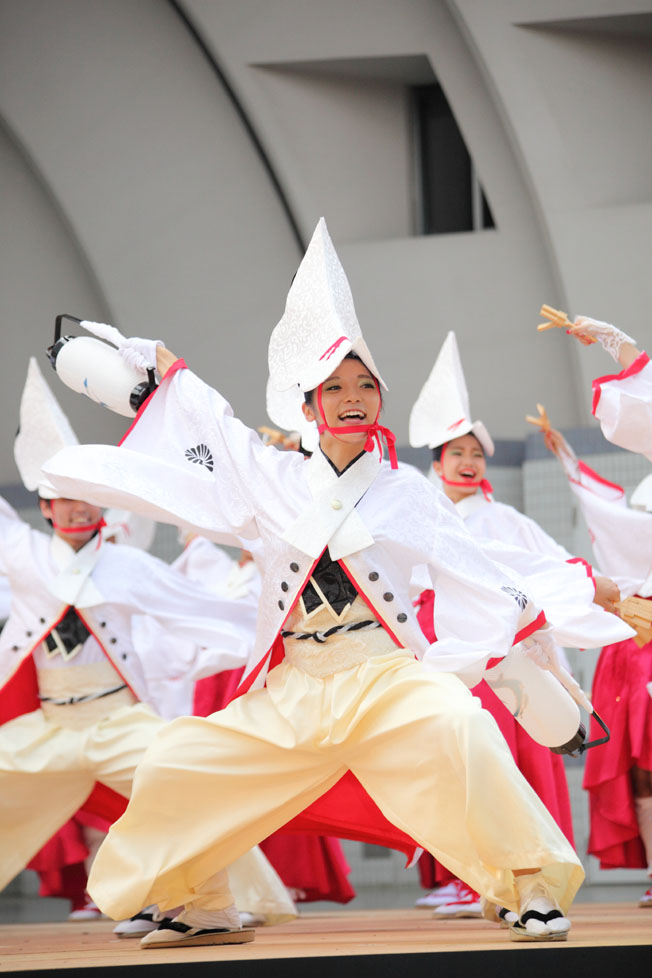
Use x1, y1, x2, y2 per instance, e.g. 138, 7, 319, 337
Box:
639, 886, 652, 908
433, 882, 482, 919
414, 880, 468, 909
68, 897, 103, 922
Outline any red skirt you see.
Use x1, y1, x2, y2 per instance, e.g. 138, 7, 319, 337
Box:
26, 809, 111, 903
583, 637, 652, 869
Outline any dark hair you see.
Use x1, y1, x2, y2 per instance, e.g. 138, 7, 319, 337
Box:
304, 352, 381, 406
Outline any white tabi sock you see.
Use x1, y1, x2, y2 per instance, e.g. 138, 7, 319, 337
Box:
514, 872, 570, 936
179, 868, 241, 930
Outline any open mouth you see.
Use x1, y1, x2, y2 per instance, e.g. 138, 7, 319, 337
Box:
338, 410, 366, 423
458, 468, 477, 480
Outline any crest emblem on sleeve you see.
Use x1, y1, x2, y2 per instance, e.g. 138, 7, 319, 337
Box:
184, 444, 214, 472
500, 585, 528, 610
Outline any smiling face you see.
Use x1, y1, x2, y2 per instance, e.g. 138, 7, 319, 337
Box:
39, 497, 103, 551
433, 433, 486, 503
302, 356, 381, 443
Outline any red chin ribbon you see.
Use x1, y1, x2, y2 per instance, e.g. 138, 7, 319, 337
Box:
316, 379, 398, 470
439, 443, 493, 500
50, 502, 106, 537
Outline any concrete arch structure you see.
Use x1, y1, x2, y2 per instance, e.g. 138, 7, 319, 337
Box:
0, 0, 650, 486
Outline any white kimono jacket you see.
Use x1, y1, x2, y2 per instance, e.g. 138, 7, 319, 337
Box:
593, 352, 652, 461
45, 362, 533, 690
0, 497, 254, 707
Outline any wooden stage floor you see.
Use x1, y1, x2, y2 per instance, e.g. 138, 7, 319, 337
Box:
1, 904, 650, 978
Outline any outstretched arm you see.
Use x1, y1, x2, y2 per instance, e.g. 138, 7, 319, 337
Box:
567, 314, 640, 368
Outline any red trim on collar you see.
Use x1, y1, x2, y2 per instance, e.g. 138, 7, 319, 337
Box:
234, 552, 323, 696
118, 358, 187, 447
75, 610, 139, 700
337, 559, 409, 652
591, 351, 650, 416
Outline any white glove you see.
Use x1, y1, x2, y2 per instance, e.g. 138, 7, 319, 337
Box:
521, 630, 561, 672
571, 315, 636, 361
522, 629, 593, 713
80, 320, 163, 375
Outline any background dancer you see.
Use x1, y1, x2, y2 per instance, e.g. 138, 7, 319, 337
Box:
541, 422, 652, 909
0, 359, 288, 937
408, 331, 630, 919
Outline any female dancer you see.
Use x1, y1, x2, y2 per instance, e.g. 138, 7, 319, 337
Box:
408, 332, 628, 917
541, 423, 652, 908
45, 219, 583, 946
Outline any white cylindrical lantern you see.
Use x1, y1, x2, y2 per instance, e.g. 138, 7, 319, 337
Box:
50, 335, 156, 418
484, 644, 582, 750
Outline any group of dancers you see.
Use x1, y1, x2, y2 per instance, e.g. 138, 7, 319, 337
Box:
0, 218, 650, 948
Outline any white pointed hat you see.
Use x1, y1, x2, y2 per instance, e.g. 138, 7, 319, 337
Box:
268, 218, 386, 408
14, 358, 80, 498
409, 331, 494, 456
630, 473, 652, 513
102, 509, 156, 550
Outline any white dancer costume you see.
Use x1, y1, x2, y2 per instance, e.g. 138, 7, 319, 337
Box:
46, 219, 583, 944
408, 331, 629, 924
544, 428, 652, 904
0, 361, 282, 928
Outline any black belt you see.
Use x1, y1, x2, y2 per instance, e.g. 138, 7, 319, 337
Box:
38, 683, 128, 706
281, 620, 382, 644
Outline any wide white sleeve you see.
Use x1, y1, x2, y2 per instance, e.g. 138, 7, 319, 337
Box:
103, 548, 257, 661
477, 538, 634, 648
419, 494, 535, 688
172, 536, 235, 592
44, 364, 304, 546
475, 502, 574, 562
593, 353, 652, 461
555, 446, 652, 595
129, 615, 247, 720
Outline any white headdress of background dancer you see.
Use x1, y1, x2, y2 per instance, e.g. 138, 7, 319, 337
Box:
267, 217, 398, 467
15, 357, 80, 501
14, 358, 106, 536
409, 330, 494, 497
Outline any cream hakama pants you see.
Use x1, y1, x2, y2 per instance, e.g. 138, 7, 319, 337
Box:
88, 652, 584, 919
0, 701, 297, 924
0, 701, 161, 890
